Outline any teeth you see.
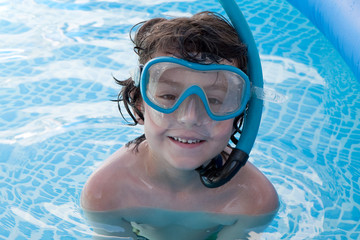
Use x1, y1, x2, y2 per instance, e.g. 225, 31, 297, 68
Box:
172, 137, 201, 144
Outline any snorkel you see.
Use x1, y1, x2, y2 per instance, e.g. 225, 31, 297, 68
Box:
196, 0, 264, 188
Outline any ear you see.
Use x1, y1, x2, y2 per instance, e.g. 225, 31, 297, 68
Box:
135, 115, 144, 125
134, 100, 145, 125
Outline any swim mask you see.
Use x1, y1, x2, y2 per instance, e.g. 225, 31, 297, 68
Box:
134, 56, 250, 122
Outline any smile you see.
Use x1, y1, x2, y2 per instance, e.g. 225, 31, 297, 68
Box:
170, 136, 203, 144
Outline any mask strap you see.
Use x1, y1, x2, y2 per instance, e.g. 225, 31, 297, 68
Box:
131, 65, 143, 87
252, 86, 288, 103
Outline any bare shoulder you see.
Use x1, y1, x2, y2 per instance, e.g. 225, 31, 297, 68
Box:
223, 162, 279, 215
81, 145, 140, 211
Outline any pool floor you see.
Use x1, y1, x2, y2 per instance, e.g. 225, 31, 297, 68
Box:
0, 0, 359, 239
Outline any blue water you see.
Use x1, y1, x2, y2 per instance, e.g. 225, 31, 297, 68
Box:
0, 0, 359, 239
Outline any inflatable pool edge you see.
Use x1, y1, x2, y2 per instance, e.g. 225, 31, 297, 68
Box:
286, 0, 360, 82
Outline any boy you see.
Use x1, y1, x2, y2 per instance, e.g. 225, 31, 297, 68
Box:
81, 11, 278, 240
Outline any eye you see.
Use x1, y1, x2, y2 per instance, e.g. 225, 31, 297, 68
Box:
158, 94, 177, 101
208, 97, 223, 105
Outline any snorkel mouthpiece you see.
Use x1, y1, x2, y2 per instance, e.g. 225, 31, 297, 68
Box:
196, 149, 249, 188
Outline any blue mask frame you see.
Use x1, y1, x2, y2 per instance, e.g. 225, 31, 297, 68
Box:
140, 56, 251, 122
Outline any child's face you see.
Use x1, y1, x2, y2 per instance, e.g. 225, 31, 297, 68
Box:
143, 103, 234, 171
141, 52, 236, 171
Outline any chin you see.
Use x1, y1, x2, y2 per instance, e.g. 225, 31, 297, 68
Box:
168, 156, 207, 171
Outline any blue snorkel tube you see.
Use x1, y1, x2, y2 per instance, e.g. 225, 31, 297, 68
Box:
197, 0, 264, 188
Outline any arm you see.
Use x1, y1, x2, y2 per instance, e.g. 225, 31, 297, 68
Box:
80, 147, 140, 239
83, 210, 138, 240
216, 210, 278, 240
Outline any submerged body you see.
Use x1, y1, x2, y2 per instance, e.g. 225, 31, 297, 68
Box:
83, 207, 278, 240
81, 142, 279, 239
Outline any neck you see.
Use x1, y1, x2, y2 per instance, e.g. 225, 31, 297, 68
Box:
144, 147, 206, 192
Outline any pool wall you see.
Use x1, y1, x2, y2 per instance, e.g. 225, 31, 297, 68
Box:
286, 0, 360, 81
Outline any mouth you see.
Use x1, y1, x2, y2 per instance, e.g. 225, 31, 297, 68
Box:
169, 136, 204, 144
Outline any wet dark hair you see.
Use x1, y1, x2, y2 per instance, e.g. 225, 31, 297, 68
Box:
114, 11, 247, 151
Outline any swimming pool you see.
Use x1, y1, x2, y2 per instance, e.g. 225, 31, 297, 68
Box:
0, 0, 359, 239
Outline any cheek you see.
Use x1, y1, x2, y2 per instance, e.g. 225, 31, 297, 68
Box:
143, 105, 167, 139
143, 104, 159, 124
212, 119, 235, 141
143, 109, 158, 132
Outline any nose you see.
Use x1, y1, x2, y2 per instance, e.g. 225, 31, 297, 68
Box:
176, 95, 210, 127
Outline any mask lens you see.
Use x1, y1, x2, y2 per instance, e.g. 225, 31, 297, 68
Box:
205, 70, 246, 116
146, 63, 183, 109
142, 58, 249, 120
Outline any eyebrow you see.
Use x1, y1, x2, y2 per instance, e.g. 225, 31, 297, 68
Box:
158, 71, 228, 92
203, 73, 228, 92
157, 76, 182, 88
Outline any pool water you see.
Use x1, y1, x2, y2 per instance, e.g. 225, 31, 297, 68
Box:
0, 0, 359, 239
